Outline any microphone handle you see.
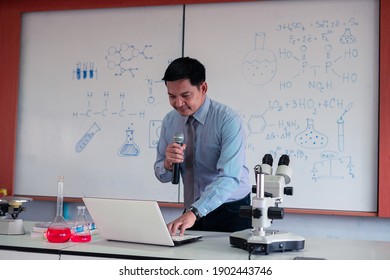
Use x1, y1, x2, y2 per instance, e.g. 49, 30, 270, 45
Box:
171, 162, 180, 184
171, 140, 183, 185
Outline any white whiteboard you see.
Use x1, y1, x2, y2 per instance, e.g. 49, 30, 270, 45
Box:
15, 6, 183, 201
15, 0, 380, 212
184, 0, 379, 211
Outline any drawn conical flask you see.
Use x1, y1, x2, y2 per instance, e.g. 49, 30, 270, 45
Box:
295, 118, 328, 149
70, 206, 91, 242
46, 176, 71, 243
118, 127, 140, 156
340, 28, 356, 44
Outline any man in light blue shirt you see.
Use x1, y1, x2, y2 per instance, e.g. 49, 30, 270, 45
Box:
154, 57, 251, 235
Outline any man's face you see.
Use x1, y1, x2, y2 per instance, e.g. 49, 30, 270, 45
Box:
166, 79, 207, 116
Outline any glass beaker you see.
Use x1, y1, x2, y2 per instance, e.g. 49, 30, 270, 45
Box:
46, 176, 71, 243
70, 206, 92, 242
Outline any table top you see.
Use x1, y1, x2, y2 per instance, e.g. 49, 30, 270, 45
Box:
1, 221, 390, 260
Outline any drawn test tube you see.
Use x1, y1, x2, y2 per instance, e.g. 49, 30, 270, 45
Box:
337, 103, 353, 152
83, 63, 88, 80
75, 122, 101, 153
337, 118, 345, 152
89, 62, 94, 79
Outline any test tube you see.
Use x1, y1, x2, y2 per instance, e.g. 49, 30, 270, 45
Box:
75, 122, 101, 153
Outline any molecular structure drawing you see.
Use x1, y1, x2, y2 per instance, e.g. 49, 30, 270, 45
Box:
105, 43, 153, 77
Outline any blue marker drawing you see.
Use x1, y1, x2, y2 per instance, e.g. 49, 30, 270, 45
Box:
311, 154, 354, 182
75, 62, 81, 80
83, 62, 88, 79
73, 61, 97, 80
75, 122, 101, 153
242, 32, 277, 86
340, 28, 357, 44
105, 43, 152, 77
337, 102, 353, 152
149, 120, 162, 148
118, 125, 140, 157
295, 118, 328, 149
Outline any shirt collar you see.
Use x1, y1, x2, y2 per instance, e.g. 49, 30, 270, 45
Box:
186, 96, 210, 126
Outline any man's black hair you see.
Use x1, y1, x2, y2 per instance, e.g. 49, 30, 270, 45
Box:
162, 57, 206, 87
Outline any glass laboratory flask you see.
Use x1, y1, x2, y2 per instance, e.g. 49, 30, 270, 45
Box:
70, 206, 92, 242
46, 176, 71, 243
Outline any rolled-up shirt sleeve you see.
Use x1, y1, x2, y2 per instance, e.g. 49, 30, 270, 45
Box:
154, 120, 173, 183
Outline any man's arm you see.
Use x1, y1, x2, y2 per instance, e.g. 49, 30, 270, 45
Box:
193, 114, 249, 216
154, 123, 173, 183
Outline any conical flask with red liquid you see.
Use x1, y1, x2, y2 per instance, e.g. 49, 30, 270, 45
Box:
46, 176, 71, 243
70, 206, 91, 242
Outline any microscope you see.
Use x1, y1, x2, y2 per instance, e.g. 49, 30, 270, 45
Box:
0, 196, 32, 235
230, 154, 305, 255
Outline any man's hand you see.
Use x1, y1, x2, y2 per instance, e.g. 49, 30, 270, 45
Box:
164, 143, 186, 170
167, 211, 196, 236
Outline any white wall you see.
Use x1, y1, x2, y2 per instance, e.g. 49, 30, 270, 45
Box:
19, 200, 390, 242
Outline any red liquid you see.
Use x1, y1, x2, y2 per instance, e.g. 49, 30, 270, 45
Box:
71, 234, 92, 242
46, 227, 71, 243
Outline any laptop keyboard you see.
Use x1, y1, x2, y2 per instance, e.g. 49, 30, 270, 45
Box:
171, 235, 197, 241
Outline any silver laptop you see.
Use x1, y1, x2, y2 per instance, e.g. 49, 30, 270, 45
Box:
82, 197, 202, 246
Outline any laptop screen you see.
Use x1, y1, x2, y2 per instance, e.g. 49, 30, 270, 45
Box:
82, 197, 201, 246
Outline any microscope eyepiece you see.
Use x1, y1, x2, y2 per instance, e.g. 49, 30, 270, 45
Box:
262, 154, 273, 166
278, 154, 290, 166
276, 154, 292, 184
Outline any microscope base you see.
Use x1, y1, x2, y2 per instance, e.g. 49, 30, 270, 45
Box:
0, 218, 25, 235
230, 229, 305, 255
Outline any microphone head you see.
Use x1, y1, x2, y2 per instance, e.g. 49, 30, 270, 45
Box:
173, 132, 184, 144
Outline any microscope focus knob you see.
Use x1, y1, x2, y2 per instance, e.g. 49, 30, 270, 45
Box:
284, 187, 293, 196
239, 206, 253, 218
268, 207, 284, 220
252, 208, 262, 219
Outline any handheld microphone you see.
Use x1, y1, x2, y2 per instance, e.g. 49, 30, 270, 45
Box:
171, 132, 184, 184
